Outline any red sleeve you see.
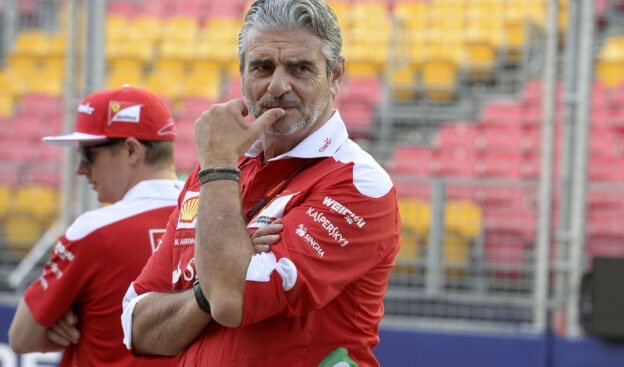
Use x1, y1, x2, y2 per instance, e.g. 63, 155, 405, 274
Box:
25, 232, 104, 327
241, 175, 399, 325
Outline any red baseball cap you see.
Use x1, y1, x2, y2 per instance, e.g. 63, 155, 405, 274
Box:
42, 85, 176, 145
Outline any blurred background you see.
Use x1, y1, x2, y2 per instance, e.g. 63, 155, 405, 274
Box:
1, 0, 624, 365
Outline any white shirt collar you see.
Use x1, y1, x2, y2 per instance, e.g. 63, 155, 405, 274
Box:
244, 110, 349, 162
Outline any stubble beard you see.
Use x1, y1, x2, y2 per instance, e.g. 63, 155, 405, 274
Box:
246, 86, 331, 136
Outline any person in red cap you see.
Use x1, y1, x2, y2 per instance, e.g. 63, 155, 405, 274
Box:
8, 85, 182, 367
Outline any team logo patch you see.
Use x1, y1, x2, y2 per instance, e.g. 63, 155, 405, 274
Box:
108, 101, 142, 124
148, 228, 166, 252
322, 196, 366, 228
177, 191, 200, 229
296, 224, 325, 258
247, 193, 299, 229
78, 102, 95, 115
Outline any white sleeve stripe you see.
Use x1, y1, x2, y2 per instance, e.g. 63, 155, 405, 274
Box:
246, 252, 298, 291
121, 283, 154, 350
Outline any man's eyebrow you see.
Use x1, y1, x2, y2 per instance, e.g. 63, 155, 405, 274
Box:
248, 58, 273, 68
286, 59, 316, 69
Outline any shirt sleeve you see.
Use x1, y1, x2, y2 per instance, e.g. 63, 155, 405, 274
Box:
241, 179, 399, 326
24, 231, 105, 327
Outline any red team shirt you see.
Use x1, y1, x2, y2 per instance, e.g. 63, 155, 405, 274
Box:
25, 180, 182, 367
123, 112, 400, 366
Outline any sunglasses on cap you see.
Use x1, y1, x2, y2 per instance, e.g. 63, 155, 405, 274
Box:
77, 139, 125, 166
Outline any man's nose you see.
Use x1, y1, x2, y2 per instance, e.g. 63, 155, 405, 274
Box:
267, 67, 292, 98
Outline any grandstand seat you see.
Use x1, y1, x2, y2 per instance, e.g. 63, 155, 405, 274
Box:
480, 100, 524, 126
435, 121, 479, 150
136, 0, 171, 17
435, 146, 478, 177
386, 145, 435, 176
337, 102, 376, 140
501, 19, 527, 66
596, 35, 624, 89
5, 214, 47, 257
107, 0, 139, 16
222, 75, 245, 103
483, 206, 536, 280
177, 96, 216, 121
475, 121, 526, 151
0, 161, 22, 187
387, 64, 418, 101
204, 2, 246, 19
198, 18, 241, 70
0, 185, 10, 223
335, 76, 382, 139
396, 197, 430, 272
183, 69, 222, 101
444, 200, 483, 276
596, 60, 624, 89
131, 16, 163, 44
586, 212, 624, 258
174, 142, 198, 175
588, 156, 624, 182
145, 70, 186, 101
11, 184, 59, 224
19, 93, 63, 113
463, 41, 498, 84
0, 138, 40, 162
420, 59, 459, 102
0, 93, 15, 118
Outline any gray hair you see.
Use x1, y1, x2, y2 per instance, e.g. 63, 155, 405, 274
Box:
238, 0, 343, 76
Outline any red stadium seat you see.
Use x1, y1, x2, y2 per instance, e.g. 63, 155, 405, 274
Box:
386, 145, 435, 176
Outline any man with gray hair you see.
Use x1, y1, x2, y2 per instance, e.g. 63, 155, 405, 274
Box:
121, 1, 400, 365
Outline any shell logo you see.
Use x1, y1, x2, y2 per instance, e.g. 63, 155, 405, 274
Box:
180, 197, 199, 223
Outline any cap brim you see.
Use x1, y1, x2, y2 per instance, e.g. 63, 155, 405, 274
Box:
42, 132, 108, 146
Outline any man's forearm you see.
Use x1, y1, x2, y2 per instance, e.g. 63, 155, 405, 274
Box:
9, 299, 65, 354
130, 289, 212, 356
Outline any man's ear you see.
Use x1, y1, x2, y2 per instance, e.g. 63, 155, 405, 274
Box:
123, 137, 144, 165
330, 57, 345, 98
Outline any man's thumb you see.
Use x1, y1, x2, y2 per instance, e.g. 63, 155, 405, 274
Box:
251, 108, 285, 133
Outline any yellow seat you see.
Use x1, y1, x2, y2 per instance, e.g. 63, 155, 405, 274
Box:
27, 70, 63, 95
388, 64, 418, 101
395, 197, 430, 274
0, 93, 15, 118
600, 36, 624, 62
444, 200, 482, 276
198, 19, 241, 68
145, 70, 185, 101
463, 40, 497, 84
106, 69, 146, 90
0, 185, 10, 223
183, 69, 222, 100
12, 29, 49, 57
596, 60, 624, 89
445, 200, 483, 239
5, 214, 45, 257
11, 185, 59, 224
397, 198, 483, 277
502, 19, 527, 66
132, 16, 163, 45
421, 59, 459, 102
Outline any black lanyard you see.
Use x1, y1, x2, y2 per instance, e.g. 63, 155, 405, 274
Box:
244, 160, 315, 223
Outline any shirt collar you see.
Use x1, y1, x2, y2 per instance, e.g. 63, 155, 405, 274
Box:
123, 179, 183, 201
244, 110, 349, 162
